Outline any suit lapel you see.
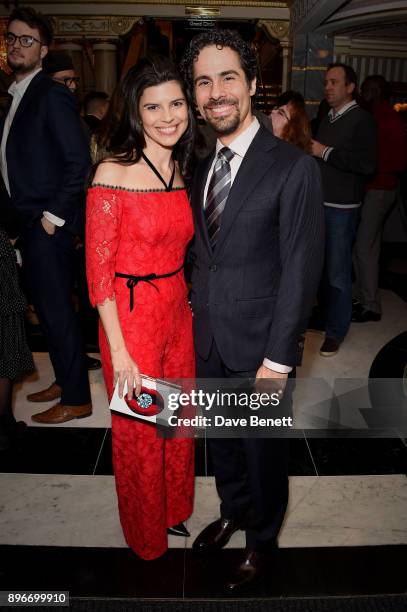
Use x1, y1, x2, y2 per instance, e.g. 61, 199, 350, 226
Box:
8, 72, 44, 133
213, 126, 279, 258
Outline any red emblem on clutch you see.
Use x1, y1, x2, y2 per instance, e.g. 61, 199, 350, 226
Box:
125, 387, 164, 417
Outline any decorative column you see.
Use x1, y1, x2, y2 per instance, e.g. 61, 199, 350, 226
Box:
57, 42, 85, 96
257, 20, 292, 93
93, 42, 118, 95
280, 42, 292, 92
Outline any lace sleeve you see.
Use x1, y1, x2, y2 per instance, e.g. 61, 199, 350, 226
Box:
86, 187, 123, 307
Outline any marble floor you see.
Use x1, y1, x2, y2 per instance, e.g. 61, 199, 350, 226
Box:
1, 289, 407, 599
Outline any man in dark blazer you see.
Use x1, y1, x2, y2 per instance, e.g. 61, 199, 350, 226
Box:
181, 30, 324, 592
0, 7, 92, 423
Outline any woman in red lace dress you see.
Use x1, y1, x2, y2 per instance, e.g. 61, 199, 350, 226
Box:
86, 58, 196, 560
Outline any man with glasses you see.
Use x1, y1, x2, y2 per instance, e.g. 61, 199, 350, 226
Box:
0, 7, 92, 423
43, 50, 80, 93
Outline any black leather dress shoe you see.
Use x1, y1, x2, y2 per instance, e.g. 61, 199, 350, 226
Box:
192, 518, 244, 553
352, 309, 381, 323
225, 550, 268, 593
167, 522, 190, 537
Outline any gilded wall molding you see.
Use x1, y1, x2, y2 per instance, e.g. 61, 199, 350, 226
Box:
291, 65, 326, 72
54, 16, 142, 38
334, 36, 407, 58
23, 0, 288, 6
258, 19, 291, 42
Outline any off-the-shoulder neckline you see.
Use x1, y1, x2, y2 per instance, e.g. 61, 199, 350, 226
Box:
90, 182, 186, 194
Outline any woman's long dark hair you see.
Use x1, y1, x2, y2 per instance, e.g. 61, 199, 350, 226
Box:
96, 55, 196, 182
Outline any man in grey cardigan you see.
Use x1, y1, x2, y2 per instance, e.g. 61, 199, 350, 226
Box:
311, 63, 377, 357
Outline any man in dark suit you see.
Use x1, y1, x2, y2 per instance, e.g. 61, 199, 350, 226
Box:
0, 7, 92, 423
181, 30, 324, 592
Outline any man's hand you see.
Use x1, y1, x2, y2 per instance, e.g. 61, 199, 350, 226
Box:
255, 364, 288, 397
41, 216, 56, 235
256, 364, 288, 380
311, 139, 327, 158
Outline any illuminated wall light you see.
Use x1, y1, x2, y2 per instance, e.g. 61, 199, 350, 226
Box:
0, 18, 12, 75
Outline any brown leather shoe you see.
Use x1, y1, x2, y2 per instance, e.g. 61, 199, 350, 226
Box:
192, 518, 244, 553
225, 550, 268, 593
27, 382, 62, 403
31, 403, 92, 424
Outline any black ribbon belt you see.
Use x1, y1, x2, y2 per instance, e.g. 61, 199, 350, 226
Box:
115, 265, 184, 311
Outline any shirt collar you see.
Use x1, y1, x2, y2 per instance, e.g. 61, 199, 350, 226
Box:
215, 116, 260, 158
329, 99, 358, 119
8, 68, 42, 99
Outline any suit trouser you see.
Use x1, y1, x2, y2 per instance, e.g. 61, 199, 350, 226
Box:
353, 189, 396, 314
24, 220, 91, 405
196, 340, 289, 551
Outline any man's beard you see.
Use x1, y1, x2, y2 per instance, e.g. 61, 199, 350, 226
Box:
202, 99, 240, 136
8, 54, 39, 76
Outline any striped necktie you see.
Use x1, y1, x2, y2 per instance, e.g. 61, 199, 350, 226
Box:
204, 147, 235, 249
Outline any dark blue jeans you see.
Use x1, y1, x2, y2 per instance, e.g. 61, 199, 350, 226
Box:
319, 206, 360, 342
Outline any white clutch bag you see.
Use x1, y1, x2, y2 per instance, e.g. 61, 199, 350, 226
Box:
109, 375, 182, 425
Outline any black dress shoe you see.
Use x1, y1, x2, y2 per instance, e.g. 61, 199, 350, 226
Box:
193, 518, 244, 553
352, 309, 381, 323
352, 300, 363, 317
167, 522, 190, 537
86, 355, 101, 370
225, 550, 268, 593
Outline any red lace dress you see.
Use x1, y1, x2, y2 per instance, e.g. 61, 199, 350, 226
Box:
86, 184, 195, 560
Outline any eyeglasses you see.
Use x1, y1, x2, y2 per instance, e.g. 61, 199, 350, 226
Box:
53, 76, 80, 87
4, 32, 42, 48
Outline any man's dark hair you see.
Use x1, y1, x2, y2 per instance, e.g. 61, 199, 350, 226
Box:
327, 62, 357, 88
180, 29, 257, 92
8, 6, 53, 46
83, 91, 109, 115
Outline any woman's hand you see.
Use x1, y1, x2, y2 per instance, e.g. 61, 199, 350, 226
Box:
111, 346, 142, 400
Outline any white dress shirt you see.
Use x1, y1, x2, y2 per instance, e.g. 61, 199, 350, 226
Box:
203, 116, 292, 374
0, 68, 65, 227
